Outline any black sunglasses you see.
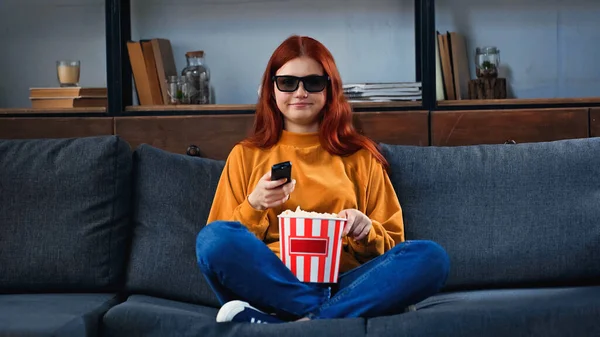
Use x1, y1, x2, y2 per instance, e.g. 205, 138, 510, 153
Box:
272, 75, 329, 93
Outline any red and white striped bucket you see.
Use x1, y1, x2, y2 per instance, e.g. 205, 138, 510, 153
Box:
278, 215, 347, 283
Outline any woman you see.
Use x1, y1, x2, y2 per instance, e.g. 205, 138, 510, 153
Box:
196, 35, 449, 324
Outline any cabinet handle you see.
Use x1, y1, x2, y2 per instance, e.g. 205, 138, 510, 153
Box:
504, 140, 517, 144
187, 144, 201, 157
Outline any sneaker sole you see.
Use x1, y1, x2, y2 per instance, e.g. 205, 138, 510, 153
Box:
216, 300, 249, 322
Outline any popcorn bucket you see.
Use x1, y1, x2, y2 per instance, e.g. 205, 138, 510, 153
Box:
278, 215, 347, 283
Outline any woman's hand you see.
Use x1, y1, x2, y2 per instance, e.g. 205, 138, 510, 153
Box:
248, 171, 296, 211
338, 209, 372, 241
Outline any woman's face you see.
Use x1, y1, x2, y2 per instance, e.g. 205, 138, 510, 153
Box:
273, 56, 328, 133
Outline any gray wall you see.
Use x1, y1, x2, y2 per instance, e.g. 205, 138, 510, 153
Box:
1, 0, 598, 108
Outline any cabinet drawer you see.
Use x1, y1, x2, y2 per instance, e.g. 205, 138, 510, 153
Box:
0, 117, 114, 139
431, 108, 589, 146
353, 111, 429, 146
115, 111, 429, 161
115, 115, 254, 161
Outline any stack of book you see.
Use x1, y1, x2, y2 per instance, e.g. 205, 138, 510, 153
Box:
343, 82, 422, 102
127, 38, 177, 105
436, 31, 471, 100
29, 87, 107, 109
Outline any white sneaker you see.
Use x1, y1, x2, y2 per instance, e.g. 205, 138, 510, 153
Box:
216, 300, 284, 324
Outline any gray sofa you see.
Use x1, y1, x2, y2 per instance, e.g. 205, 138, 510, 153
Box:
1, 134, 599, 337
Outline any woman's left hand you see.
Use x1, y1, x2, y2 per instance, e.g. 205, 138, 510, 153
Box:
338, 209, 372, 241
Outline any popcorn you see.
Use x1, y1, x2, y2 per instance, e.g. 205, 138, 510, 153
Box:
279, 206, 341, 219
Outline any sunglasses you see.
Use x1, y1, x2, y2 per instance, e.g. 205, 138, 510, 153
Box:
272, 75, 329, 93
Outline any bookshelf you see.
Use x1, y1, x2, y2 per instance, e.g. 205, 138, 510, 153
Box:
1, 0, 599, 119
105, 0, 435, 116
104, 0, 600, 117
432, 0, 600, 110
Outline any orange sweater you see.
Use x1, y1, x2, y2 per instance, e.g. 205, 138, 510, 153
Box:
207, 130, 405, 273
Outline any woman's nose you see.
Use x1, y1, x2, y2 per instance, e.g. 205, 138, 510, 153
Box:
294, 83, 308, 97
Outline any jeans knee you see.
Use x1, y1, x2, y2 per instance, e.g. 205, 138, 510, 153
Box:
196, 221, 244, 266
409, 240, 450, 284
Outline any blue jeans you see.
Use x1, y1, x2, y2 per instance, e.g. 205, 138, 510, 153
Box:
196, 221, 450, 320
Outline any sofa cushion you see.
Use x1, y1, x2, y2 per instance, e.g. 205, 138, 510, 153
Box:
0, 136, 132, 293
125, 144, 224, 307
367, 286, 600, 337
380, 138, 600, 290
102, 295, 217, 336
103, 295, 367, 337
0, 293, 120, 337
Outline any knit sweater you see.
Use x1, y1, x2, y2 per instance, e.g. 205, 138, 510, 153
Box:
206, 130, 405, 273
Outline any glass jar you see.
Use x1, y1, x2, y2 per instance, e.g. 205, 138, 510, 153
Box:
166, 75, 193, 104
475, 46, 500, 79
182, 51, 211, 104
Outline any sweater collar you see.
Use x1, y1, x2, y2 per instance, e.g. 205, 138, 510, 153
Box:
279, 130, 320, 148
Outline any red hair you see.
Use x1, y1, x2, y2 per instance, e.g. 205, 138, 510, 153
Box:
241, 35, 389, 170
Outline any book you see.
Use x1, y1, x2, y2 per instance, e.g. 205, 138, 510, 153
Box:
30, 97, 107, 109
151, 38, 178, 104
128, 38, 177, 105
343, 82, 422, 102
29, 87, 107, 99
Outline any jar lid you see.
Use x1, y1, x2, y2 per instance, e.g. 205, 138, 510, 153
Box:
186, 50, 205, 57
476, 46, 499, 54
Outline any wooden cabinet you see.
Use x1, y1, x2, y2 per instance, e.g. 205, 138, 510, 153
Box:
0, 117, 114, 139
114, 111, 429, 160
3, 108, 596, 151
115, 115, 255, 161
353, 111, 429, 147
431, 108, 589, 146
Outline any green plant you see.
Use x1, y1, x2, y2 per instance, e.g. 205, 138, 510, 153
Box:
482, 61, 496, 70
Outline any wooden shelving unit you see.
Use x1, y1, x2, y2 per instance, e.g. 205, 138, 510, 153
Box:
3, 0, 600, 151
104, 0, 599, 115
104, 0, 435, 115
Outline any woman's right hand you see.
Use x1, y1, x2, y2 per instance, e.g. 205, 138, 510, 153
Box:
248, 171, 296, 211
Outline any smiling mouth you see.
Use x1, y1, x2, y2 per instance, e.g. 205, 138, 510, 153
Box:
289, 103, 312, 106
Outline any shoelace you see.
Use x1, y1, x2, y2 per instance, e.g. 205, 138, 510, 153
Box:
250, 318, 268, 324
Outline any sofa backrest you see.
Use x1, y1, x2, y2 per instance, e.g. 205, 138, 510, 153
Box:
381, 138, 600, 290
0, 136, 132, 293
125, 144, 222, 307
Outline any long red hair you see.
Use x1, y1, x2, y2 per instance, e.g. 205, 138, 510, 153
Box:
241, 35, 389, 170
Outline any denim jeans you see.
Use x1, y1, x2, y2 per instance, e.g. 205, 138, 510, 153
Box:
196, 221, 450, 320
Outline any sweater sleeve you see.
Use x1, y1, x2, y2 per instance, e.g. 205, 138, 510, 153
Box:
347, 157, 405, 262
206, 145, 270, 239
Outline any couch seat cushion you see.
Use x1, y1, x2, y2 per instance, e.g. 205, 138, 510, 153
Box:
366, 286, 600, 337
103, 295, 366, 337
0, 293, 119, 337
